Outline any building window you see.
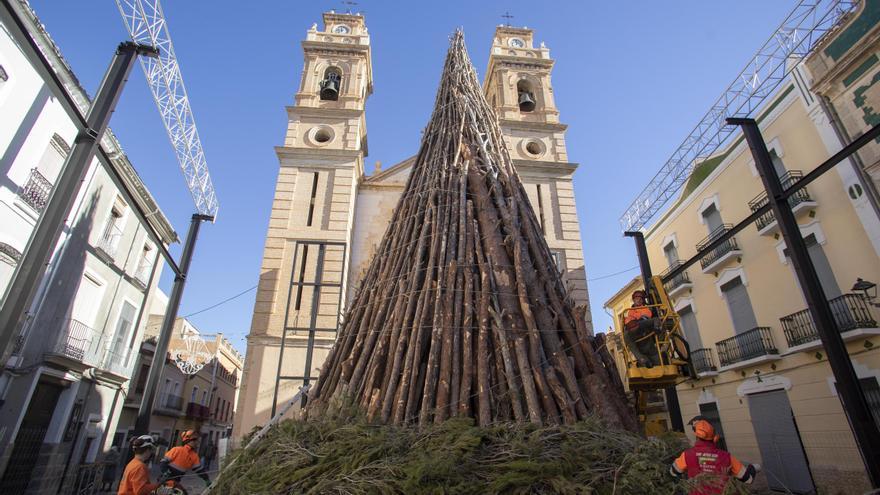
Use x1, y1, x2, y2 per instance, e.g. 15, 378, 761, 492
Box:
135, 244, 154, 287
191, 386, 198, 403
202, 390, 208, 406
319, 67, 342, 101
109, 301, 137, 367
783, 233, 841, 299
701, 203, 723, 233
136, 365, 150, 393
663, 241, 679, 266
98, 198, 127, 258
721, 276, 758, 334
678, 305, 703, 350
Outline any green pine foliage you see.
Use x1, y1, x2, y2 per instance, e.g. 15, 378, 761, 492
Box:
216, 412, 694, 494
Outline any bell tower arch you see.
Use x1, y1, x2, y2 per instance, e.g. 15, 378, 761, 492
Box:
484, 25, 592, 324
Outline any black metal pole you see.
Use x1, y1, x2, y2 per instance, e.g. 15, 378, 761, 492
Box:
0, 41, 158, 363
623, 231, 685, 433
135, 213, 213, 435
729, 117, 880, 488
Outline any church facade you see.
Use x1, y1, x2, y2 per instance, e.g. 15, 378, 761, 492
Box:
235, 12, 592, 437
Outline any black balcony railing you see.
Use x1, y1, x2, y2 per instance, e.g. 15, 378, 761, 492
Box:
716, 327, 778, 367
747, 170, 813, 231
161, 394, 184, 411
50, 319, 104, 366
186, 402, 211, 420
691, 348, 717, 374
661, 261, 691, 293
696, 224, 740, 270
18, 168, 53, 212
780, 293, 878, 347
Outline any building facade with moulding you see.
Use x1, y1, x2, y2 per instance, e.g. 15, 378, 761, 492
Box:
236, 12, 592, 437
605, 11, 880, 489
117, 311, 243, 466
0, 1, 177, 493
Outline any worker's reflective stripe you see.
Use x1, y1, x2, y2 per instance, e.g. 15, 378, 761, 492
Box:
166, 461, 190, 472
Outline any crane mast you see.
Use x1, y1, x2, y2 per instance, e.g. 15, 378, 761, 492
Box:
114, 0, 219, 217
620, 0, 857, 232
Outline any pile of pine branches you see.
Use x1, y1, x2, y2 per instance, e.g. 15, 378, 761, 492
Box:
309, 29, 635, 429
215, 412, 688, 494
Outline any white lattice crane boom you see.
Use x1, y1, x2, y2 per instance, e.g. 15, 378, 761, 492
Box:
114, 0, 219, 218
620, 0, 858, 232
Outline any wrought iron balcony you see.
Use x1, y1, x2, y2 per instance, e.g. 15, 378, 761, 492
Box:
161, 394, 184, 411
18, 168, 53, 212
716, 326, 778, 368
96, 223, 124, 259
48, 319, 105, 367
691, 348, 717, 374
660, 261, 692, 296
780, 293, 878, 348
186, 402, 211, 420
101, 348, 130, 376
133, 258, 153, 288
696, 224, 741, 272
747, 171, 815, 233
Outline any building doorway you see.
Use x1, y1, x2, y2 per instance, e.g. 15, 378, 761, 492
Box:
0, 381, 64, 492
747, 389, 815, 493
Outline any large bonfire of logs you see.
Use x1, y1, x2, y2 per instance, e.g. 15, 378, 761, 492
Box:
309, 31, 635, 430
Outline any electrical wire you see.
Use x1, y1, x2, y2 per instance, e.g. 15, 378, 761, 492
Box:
183, 285, 258, 318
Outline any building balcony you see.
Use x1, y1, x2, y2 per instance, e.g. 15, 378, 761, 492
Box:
696, 224, 742, 273
660, 261, 692, 298
780, 293, 880, 353
133, 259, 152, 289
159, 394, 184, 412
747, 170, 817, 236
716, 326, 779, 371
691, 348, 718, 377
98, 348, 131, 380
45, 319, 105, 370
96, 223, 124, 261
17, 168, 53, 213
186, 402, 211, 420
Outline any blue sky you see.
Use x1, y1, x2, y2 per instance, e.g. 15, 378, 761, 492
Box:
29, 1, 795, 354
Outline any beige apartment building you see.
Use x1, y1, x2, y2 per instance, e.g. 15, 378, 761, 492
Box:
235, 12, 592, 437
117, 316, 243, 462
605, 4, 880, 493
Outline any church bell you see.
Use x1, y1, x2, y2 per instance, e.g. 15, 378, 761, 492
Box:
518, 90, 536, 112
320, 72, 340, 101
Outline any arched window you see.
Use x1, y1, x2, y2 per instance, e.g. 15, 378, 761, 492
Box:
517, 80, 536, 112
320, 67, 342, 101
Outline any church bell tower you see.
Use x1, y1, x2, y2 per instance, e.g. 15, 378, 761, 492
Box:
484, 26, 592, 325
236, 12, 372, 433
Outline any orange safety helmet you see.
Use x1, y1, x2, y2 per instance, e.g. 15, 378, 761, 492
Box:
631, 290, 647, 300
692, 419, 717, 442
180, 430, 199, 443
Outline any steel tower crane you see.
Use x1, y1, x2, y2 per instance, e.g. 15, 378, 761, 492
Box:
620, 0, 857, 232
115, 0, 219, 217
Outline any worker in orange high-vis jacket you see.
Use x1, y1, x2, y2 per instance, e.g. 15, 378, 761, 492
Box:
159, 430, 211, 489
623, 290, 660, 367
670, 417, 759, 495
118, 435, 160, 495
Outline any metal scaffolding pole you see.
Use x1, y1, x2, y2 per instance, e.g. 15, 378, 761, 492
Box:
0, 40, 158, 363
729, 117, 880, 488
135, 213, 213, 435
623, 231, 685, 433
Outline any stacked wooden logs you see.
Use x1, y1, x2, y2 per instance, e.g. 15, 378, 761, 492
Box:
310, 31, 636, 430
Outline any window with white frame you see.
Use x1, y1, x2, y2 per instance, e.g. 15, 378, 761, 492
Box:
109, 301, 137, 367
99, 197, 127, 257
